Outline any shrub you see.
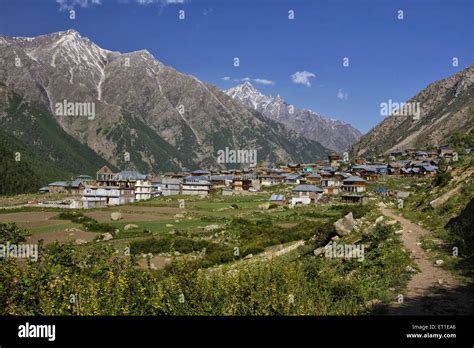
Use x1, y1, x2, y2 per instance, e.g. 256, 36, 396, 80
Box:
83, 222, 116, 233
0, 222, 31, 244
130, 237, 209, 255
57, 211, 96, 224
57, 211, 115, 233
433, 171, 452, 187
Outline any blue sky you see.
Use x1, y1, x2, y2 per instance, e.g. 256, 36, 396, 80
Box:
1, 0, 473, 133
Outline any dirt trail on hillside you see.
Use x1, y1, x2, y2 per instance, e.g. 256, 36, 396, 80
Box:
381, 208, 473, 315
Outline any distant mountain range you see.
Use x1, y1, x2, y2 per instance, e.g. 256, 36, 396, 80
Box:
0, 29, 330, 184
225, 81, 362, 152
351, 64, 474, 157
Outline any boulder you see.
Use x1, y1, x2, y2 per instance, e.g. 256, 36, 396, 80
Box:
435, 259, 445, 266
204, 224, 219, 232
110, 212, 123, 221
124, 224, 139, 231
375, 216, 384, 224
430, 186, 461, 209
396, 191, 410, 199
75, 239, 87, 245
334, 212, 356, 237
175, 214, 185, 218
365, 299, 381, 308
313, 247, 325, 257
243, 253, 253, 260
101, 233, 113, 241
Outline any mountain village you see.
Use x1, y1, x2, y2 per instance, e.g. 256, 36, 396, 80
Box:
34, 144, 459, 209
0, 11, 472, 323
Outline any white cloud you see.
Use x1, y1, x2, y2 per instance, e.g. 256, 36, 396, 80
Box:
57, 0, 185, 10
231, 77, 275, 85
222, 76, 231, 81
253, 78, 275, 86
291, 70, 315, 87
337, 89, 349, 100
56, 0, 101, 11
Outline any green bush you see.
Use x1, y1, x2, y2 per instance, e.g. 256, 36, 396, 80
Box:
83, 222, 116, 233
130, 236, 209, 255
0, 222, 31, 244
433, 171, 452, 187
57, 211, 115, 233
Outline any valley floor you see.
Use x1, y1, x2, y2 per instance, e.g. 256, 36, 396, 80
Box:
0, 173, 472, 315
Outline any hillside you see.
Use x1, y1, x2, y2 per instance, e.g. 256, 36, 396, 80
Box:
0, 30, 330, 174
351, 64, 474, 157
0, 85, 115, 187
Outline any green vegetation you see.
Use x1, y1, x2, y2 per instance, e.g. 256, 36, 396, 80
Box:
0, 222, 31, 244
447, 129, 474, 153
131, 236, 209, 255
57, 211, 115, 233
0, 214, 412, 315
0, 89, 115, 188
433, 158, 452, 187
0, 140, 42, 195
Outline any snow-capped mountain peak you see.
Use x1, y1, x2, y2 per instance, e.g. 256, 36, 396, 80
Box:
225, 83, 362, 152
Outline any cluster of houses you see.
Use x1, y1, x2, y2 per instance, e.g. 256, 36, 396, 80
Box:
384, 146, 459, 176
40, 166, 153, 209
38, 145, 456, 209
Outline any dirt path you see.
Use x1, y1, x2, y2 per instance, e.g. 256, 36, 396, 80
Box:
381, 208, 473, 315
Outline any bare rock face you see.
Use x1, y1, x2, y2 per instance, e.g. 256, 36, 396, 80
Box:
334, 212, 356, 236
